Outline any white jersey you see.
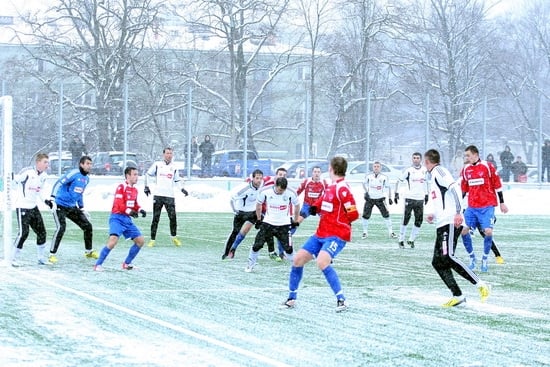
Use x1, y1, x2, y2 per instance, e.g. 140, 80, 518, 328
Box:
13, 166, 49, 209
397, 165, 428, 200
427, 165, 463, 228
145, 160, 182, 198
257, 186, 299, 226
363, 172, 391, 199
230, 181, 262, 212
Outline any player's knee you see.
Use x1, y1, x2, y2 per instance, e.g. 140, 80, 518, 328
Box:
252, 243, 264, 252
484, 228, 493, 236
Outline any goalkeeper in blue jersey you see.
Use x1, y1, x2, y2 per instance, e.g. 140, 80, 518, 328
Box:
47, 155, 97, 263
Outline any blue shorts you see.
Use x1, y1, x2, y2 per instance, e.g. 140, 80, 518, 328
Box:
299, 203, 311, 219
464, 206, 495, 232
301, 235, 346, 259
109, 214, 142, 240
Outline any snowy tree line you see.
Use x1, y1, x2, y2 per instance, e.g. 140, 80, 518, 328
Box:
0, 0, 548, 169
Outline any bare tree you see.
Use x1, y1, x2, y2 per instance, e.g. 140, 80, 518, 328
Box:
173, 0, 300, 152
492, 0, 550, 162
14, 0, 163, 151
396, 0, 496, 162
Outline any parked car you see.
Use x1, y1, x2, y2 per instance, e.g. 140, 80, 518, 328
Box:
47, 151, 73, 175
172, 161, 202, 177
90, 151, 138, 176
210, 150, 272, 177
280, 159, 329, 179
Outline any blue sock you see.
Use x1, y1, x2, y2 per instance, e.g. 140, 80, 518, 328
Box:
277, 240, 284, 255
124, 244, 141, 265
288, 266, 304, 300
322, 266, 344, 300
483, 235, 493, 257
96, 246, 111, 266
461, 232, 474, 256
231, 233, 246, 251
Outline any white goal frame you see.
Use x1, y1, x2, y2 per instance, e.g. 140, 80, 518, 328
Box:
1, 95, 13, 266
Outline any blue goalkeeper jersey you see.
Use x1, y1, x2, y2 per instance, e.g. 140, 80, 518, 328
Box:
51, 168, 90, 209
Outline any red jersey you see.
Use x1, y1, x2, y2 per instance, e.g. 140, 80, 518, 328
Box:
296, 178, 327, 206
111, 181, 141, 216
312, 178, 359, 241
460, 160, 502, 208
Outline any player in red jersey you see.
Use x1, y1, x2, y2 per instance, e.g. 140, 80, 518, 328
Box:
94, 167, 147, 271
282, 156, 359, 312
460, 145, 508, 273
295, 166, 327, 224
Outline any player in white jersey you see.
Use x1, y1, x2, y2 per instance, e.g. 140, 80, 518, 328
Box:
394, 152, 429, 248
245, 177, 300, 272
423, 149, 490, 307
222, 169, 264, 259
361, 161, 396, 239
144, 147, 188, 247
11, 153, 51, 266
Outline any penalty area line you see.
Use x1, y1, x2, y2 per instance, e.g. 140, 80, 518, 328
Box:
20, 271, 292, 367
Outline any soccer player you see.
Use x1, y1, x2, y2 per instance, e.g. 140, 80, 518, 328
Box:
222, 169, 264, 260
48, 155, 97, 263
11, 153, 51, 266
295, 166, 327, 224
361, 161, 396, 239
424, 149, 490, 307
249, 167, 288, 259
394, 153, 429, 248
460, 145, 508, 272
282, 156, 359, 312
94, 167, 146, 271
245, 177, 300, 272
144, 147, 188, 247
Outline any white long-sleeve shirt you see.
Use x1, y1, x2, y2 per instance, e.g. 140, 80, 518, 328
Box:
396, 165, 428, 200
427, 165, 463, 228
145, 160, 183, 198
13, 166, 49, 209
363, 172, 391, 199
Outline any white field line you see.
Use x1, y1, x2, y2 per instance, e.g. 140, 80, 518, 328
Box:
19, 270, 292, 367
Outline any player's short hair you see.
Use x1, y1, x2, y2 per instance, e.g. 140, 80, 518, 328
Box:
412, 152, 422, 158
312, 166, 321, 171
163, 147, 173, 153
276, 167, 287, 174
465, 145, 479, 155
79, 155, 92, 165
275, 177, 288, 190
330, 156, 348, 176
251, 169, 263, 178
35, 153, 49, 162
124, 166, 137, 176
424, 149, 440, 164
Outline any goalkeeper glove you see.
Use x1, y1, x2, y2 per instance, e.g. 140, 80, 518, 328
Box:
181, 188, 189, 196
144, 186, 151, 197
424, 194, 429, 205
290, 219, 300, 229
139, 209, 146, 218
388, 198, 394, 205
129, 210, 139, 218
394, 193, 399, 205
44, 199, 56, 210
308, 206, 318, 216
255, 219, 263, 229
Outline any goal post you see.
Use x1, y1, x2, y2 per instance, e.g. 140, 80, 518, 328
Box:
1, 95, 13, 266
